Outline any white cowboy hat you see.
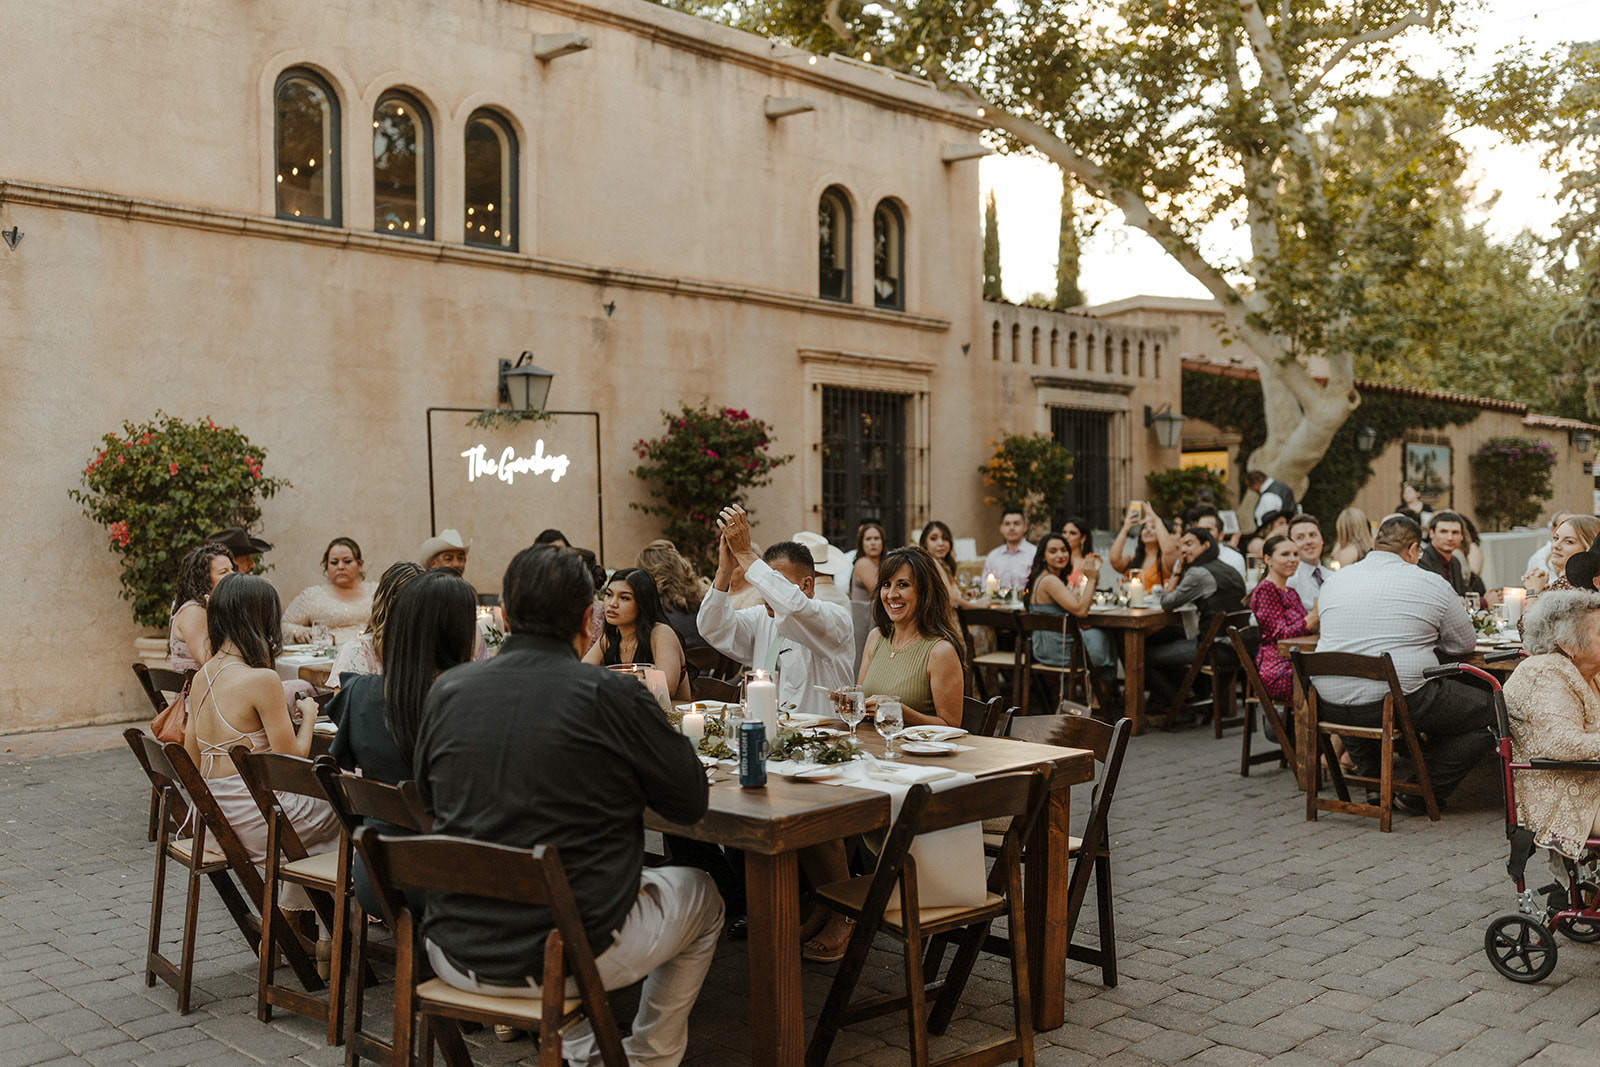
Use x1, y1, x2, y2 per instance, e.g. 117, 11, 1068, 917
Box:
793, 530, 849, 579
419, 528, 472, 565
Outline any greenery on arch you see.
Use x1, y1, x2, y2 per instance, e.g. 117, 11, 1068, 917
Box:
1471, 437, 1557, 532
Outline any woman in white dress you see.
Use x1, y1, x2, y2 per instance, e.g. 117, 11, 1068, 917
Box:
281, 537, 376, 645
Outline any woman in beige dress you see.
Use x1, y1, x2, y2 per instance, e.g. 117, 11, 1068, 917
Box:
281, 537, 376, 644
1505, 589, 1600, 860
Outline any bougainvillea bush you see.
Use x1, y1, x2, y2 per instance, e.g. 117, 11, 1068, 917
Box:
70, 413, 290, 627
632, 404, 791, 571
1470, 436, 1556, 531
979, 433, 1075, 536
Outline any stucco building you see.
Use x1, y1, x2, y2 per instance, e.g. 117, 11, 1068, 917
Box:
2, 0, 1181, 731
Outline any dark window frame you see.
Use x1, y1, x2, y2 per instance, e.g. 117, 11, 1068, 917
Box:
872, 199, 906, 311
373, 88, 434, 240
463, 108, 519, 253
818, 186, 853, 303
274, 67, 342, 227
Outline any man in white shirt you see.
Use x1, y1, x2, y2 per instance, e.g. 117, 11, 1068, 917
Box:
1285, 514, 1328, 612
1246, 470, 1297, 530
982, 508, 1036, 591
698, 506, 855, 721
1316, 515, 1495, 807
1524, 510, 1572, 587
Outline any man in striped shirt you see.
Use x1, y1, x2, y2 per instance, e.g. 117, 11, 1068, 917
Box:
1315, 515, 1496, 809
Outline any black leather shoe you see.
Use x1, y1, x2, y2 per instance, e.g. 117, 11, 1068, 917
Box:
726, 914, 748, 941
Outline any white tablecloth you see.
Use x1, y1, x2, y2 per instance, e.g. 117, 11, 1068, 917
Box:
275, 647, 334, 683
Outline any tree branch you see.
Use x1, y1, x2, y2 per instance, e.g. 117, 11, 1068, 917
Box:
1301, 0, 1441, 98
822, 0, 853, 43
1236, 0, 1327, 219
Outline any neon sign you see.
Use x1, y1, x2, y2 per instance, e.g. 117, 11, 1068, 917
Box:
461, 441, 571, 485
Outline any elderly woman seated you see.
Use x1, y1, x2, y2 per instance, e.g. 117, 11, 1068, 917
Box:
1504, 589, 1600, 861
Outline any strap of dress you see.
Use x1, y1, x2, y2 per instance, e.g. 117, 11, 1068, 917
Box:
197, 661, 251, 774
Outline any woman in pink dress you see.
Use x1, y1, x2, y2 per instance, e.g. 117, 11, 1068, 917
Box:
1249, 535, 1317, 701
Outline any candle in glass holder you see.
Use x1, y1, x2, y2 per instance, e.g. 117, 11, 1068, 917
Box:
682, 712, 705, 745
1504, 587, 1526, 626
1128, 576, 1145, 607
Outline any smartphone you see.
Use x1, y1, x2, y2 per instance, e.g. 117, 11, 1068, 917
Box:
1126, 502, 1143, 525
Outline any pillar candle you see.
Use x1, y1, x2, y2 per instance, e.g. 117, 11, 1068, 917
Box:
984, 573, 1000, 596
746, 677, 779, 737
1128, 576, 1145, 607
1504, 587, 1526, 626
682, 712, 705, 745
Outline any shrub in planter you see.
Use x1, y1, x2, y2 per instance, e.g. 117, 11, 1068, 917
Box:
632, 404, 791, 571
1144, 465, 1232, 523
71, 413, 290, 627
1470, 436, 1556, 531
979, 433, 1075, 536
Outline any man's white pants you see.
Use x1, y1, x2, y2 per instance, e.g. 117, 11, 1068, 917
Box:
428, 866, 724, 1067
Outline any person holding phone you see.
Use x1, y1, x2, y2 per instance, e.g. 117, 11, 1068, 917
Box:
1109, 500, 1179, 589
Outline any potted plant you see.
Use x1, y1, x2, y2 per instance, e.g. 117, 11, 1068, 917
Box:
979, 433, 1075, 537
71, 413, 290, 656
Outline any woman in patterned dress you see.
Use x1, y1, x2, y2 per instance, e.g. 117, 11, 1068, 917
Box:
1249, 535, 1317, 702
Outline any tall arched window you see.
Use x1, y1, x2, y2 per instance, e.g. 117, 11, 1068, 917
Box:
1069, 332, 1078, 369
464, 109, 517, 251
275, 68, 341, 225
1050, 328, 1059, 367
1138, 340, 1147, 377
1121, 339, 1130, 375
819, 186, 852, 302
1031, 326, 1041, 364
991, 320, 1001, 360
1104, 335, 1114, 373
1011, 323, 1022, 362
373, 90, 432, 238
873, 200, 905, 310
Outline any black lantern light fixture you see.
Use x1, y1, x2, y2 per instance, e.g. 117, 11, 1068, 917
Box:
1356, 425, 1378, 454
498, 351, 554, 412
1575, 430, 1593, 454
1143, 404, 1186, 450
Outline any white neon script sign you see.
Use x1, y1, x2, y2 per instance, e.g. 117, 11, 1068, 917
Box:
461, 442, 571, 485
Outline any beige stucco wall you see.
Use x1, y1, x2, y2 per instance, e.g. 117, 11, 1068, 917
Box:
5, 0, 1142, 732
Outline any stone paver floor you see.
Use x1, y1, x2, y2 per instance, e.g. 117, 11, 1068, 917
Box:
3, 717, 1598, 1066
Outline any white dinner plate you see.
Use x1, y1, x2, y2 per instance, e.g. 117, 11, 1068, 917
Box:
899, 725, 968, 743
900, 740, 957, 756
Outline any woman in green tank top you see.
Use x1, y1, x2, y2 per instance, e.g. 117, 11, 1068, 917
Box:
858, 545, 967, 728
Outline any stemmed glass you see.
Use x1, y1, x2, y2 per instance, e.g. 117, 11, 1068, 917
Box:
876, 699, 904, 759
836, 685, 865, 741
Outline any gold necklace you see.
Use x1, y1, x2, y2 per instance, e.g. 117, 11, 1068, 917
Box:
887, 631, 918, 658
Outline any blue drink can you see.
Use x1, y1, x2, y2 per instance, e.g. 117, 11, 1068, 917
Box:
738, 721, 767, 788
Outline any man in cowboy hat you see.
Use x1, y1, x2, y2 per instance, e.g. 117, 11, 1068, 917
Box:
419, 529, 471, 576
207, 527, 272, 574
792, 530, 851, 609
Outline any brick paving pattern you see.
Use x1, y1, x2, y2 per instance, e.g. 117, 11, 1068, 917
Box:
3, 721, 1598, 1065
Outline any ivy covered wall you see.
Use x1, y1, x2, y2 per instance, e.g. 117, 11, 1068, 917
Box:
1182, 369, 1482, 522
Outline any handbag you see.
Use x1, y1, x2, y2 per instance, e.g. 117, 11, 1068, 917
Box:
150, 681, 190, 744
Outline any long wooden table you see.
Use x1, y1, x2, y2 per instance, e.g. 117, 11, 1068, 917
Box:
1083, 606, 1173, 735
646, 732, 1094, 1067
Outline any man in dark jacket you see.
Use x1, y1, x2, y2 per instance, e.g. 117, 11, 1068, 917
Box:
414, 545, 721, 1067
1144, 527, 1247, 709
1418, 511, 1471, 597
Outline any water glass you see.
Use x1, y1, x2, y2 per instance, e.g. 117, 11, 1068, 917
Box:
311, 620, 330, 649
836, 685, 866, 740
876, 699, 904, 759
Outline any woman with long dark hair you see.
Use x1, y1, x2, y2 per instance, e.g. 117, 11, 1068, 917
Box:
1060, 516, 1100, 580
582, 566, 691, 701
326, 561, 426, 685
851, 522, 886, 603
858, 546, 967, 728
1024, 532, 1117, 711
169, 541, 236, 671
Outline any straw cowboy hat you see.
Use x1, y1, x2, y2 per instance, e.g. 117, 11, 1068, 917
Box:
418, 528, 472, 566
792, 531, 850, 580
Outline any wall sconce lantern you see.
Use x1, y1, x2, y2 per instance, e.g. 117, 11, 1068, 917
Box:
498, 351, 554, 412
1356, 426, 1378, 454
1144, 405, 1186, 450
1575, 431, 1593, 454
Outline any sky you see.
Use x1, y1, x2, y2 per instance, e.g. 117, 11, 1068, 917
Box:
978, 0, 1600, 307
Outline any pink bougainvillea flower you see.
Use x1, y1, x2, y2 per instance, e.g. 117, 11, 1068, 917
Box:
168, 462, 179, 475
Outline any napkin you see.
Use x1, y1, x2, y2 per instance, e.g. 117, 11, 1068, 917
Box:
898, 725, 968, 744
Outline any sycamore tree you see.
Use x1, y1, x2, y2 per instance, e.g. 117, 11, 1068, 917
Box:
660, 0, 1557, 497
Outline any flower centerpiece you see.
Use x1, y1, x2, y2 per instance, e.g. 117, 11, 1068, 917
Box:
70, 413, 290, 628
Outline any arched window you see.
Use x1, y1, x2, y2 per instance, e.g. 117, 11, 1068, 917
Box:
1154, 343, 1162, 378
819, 186, 852, 302
1104, 335, 1113, 373
373, 90, 432, 238
1031, 326, 1041, 364
873, 200, 905, 310
464, 109, 517, 251
1121, 339, 1130, 375
1082, 334, 1092, 370
1138, 340, 1147, 377
275, 68, 341, 225
1011, 323, 1022, 363
1068, 332, 1078, 369
991, 320, 1001, 360
1050, 328, 1059, 367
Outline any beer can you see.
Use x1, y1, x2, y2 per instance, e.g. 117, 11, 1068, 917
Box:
738, 721, 767, 788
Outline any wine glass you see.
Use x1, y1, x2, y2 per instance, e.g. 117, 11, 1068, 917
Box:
876, 699, 904, 759
836, 685, 865, 741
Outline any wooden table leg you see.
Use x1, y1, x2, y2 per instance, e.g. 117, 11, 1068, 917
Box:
1292, 672, 1312, 794
1025, 783, 1072, 1031
744, 850, 802, 1067
1123, 630, 1146, 735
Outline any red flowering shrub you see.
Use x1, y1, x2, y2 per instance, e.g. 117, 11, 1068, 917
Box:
71, 413, 290, 627
632, 404, 791, 571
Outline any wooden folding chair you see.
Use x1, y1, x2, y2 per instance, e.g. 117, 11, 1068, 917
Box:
1227, 625, 1296, 777
354, 829, 628, 1067
685, 645, 744, 681
1162, 609, 1250, 734
313, 762, 433, 1067
689, 675, 741, 703
990, 714, 1131, 988
231, 747, 346, 1045
132, 664, 194, 840
122, 730, 320, 1014
805, 768, 1054, 1067
959, 695, 1011, 738
957, 606, 1022, 703
1290, 648, 1441, 832
1013, 612, 1091, 715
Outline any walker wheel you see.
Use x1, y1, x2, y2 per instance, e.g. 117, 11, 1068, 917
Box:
1485, 914, 1558, 983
